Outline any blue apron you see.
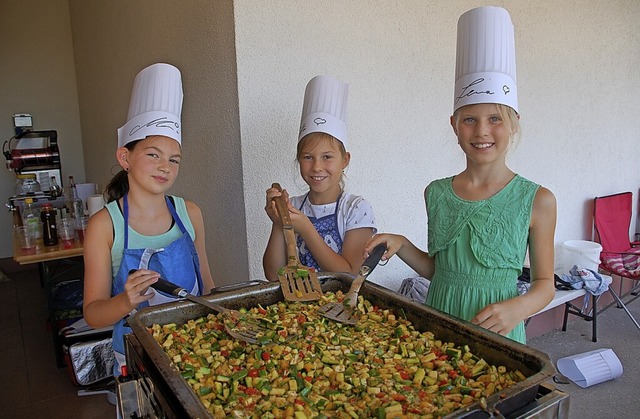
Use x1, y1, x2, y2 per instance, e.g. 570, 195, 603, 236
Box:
111, 194, 203, 375
296, 193, 343, 270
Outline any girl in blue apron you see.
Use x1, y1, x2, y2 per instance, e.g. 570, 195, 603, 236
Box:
82, 63, 215, 377
108, 194, 205, 375
263, 75, 376, 280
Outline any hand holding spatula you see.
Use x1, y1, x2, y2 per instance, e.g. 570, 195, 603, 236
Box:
271, 183, 323, 301
147, 274, 271, 344
317, 243, 386, 324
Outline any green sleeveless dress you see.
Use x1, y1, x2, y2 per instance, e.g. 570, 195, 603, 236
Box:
424, 175, 539, 344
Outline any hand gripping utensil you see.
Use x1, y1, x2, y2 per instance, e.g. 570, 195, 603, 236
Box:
317, 244, 386, 325
271, 183, 323, 301
150, 277, 270, 344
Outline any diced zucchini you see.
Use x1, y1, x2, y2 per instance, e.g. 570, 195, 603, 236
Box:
385, 403, 403, 415
270, 387, 286, 396
198, 386, 212, 396
446, 348, 462, 359
152, 291, 528, 418
321, 355, 339, 365
413, 368, 426, 385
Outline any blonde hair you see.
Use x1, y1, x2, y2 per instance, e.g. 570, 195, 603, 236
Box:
297, 132, 347, 159
296, 132, 348, 189
453, 104, 522, 148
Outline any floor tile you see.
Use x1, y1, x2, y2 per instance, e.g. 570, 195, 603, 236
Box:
2, 391, 114, 419
0, 359, 30, 412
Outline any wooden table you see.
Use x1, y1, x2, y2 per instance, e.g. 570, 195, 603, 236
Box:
14, 240, 83, 264
14, 239, 84, 367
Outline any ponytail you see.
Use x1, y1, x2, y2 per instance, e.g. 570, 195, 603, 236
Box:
104, 140, 140, 203
104, 170, 129, 203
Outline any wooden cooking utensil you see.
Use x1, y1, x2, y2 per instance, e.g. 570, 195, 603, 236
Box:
317, 244, 386, 325
271, 183, 323, 301
150, 276, 271, 344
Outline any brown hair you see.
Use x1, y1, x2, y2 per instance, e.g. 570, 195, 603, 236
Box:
104, 140, 140, 203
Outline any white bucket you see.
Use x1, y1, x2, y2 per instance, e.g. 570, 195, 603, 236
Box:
561, 240, 602, 273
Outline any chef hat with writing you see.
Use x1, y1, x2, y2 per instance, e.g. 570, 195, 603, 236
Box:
298, 75, 349, 146
453, 6, 518, 114
118, 63, 183, 148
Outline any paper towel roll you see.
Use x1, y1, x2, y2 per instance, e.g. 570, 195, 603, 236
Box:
87, 194, 105, 217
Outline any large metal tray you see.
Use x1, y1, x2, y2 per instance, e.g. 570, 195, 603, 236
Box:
127, 273, 556, 418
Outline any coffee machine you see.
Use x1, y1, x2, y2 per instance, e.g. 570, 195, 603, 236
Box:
4, 130, 62, 189
4, 130, 66, 218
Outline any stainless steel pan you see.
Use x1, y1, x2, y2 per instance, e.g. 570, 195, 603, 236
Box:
127, 274, 556, 419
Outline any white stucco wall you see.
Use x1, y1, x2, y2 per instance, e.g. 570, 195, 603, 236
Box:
235, 1, 640, 291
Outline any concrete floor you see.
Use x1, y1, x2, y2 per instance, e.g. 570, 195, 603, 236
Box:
1, 258, 638, 419
527, 287, 640, 419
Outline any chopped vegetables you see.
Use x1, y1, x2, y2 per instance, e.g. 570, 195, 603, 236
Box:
149, 292, 526, 418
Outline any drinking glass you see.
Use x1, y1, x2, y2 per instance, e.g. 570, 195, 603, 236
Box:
16, 225, 38, 254
57, 218, 76, 249
75, 216, 89, 244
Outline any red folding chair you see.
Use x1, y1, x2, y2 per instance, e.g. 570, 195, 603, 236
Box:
593, 192, 640, 330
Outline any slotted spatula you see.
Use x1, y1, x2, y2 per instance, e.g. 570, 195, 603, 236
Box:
271, 183, 323, 301
150, 277, 271, 344
318, 244, 386, 325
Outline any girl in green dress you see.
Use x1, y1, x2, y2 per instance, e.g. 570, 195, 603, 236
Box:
365, 7, 556, 344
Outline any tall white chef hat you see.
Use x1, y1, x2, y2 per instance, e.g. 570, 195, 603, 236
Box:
298, 75, 349, 146
453, 6, 518, 114
117, 63, 183, 148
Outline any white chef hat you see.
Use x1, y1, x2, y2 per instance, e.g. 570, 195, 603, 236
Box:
298, 75, 349, 146
453, 6, 518, 114
117, 63, 183, 148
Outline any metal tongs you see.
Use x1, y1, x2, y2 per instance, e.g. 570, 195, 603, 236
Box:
317, 244, 386, 324
150, 277, 270, 344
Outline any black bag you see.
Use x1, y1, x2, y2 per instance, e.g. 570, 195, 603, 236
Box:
517, 267, 573, 291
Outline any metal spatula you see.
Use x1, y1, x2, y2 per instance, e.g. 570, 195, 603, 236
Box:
271, 183, 323, 301
151, 277, 270, 344
318, 244, 386, 325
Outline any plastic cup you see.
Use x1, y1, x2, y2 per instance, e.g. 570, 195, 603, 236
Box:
75, 216, 89, 244
57, 218, 76, 249
16, 225, 38, 254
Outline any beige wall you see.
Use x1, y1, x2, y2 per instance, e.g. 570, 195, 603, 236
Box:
0, 0, 85, 257
2, 1, 639, 291
67, 0, 248, 285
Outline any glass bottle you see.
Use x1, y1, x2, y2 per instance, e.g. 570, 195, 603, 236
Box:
66, 176, 80, 218
66, 175, 76, 199
41, 203, 58, 246
22, 197, 41, 240
67, 180, 85, 221
50, 176, 62, 198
